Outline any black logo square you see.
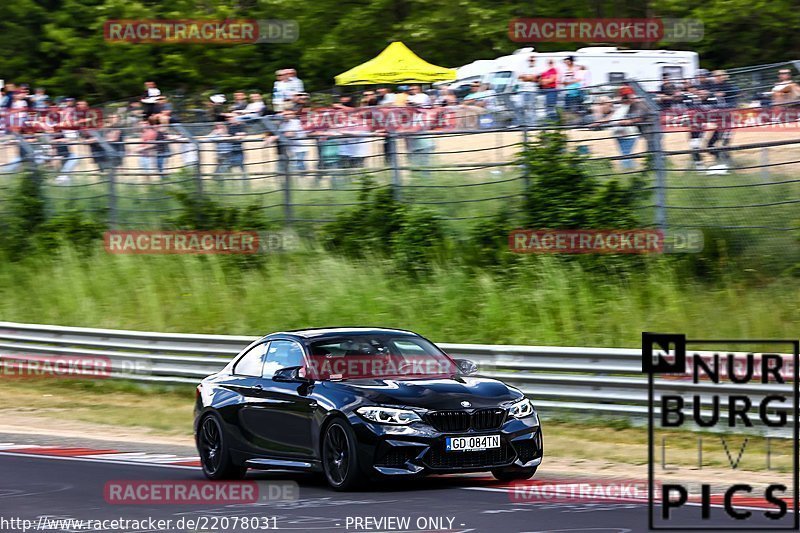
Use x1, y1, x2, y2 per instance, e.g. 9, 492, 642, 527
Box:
642, 332, 686, 374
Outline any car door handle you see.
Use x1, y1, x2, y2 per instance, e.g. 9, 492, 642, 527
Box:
253, 384, 263, 391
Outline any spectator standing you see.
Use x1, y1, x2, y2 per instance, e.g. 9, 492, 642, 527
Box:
31, 88, 49, 111
377, 87, 396, 106
407, 85, 431, 107
279, 110, 311, 172
153, 118, 171, 178
607, 92, 645, 171
141, 81, 161, 118
517, 55, 540, 126
679, 85, 713, 171
691, 69, 715, 93
0, 83, 15, 109
272, 70, 290, 112
361, 90, 379, 107
394, 86, 409, 107
561, 56, 582, 114
137, 119, 158, 176
236, 92, 266, 121
538, 59, 559, 120
284, 69, 305, 96
706, 69, 738, 174
228, 91, 248, 115
208, 122, 233, 179
225, 116, 247, 181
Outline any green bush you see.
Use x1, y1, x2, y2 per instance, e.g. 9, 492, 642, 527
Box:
520, 129, 643, 229
391, 207, 446, 277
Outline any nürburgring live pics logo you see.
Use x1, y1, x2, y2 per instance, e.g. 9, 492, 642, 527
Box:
643, 332, 799, 529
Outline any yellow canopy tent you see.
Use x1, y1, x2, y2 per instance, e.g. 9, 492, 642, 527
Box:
334, 41, 457, 85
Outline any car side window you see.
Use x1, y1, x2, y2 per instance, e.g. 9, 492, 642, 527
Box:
262, 340, 306, 379
234, 343, 268, 377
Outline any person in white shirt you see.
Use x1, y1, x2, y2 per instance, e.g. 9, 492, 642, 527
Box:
516, 55, 540, 126
272, 70, 290, 112
141, 80, 161, 118
406, 85, 431, 107
377, 87, 396, 106
284, 69, 305, 95
235, 93, 266, 121
280, 111, 311, 172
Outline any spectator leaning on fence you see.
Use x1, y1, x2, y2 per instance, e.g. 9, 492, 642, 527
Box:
234, 92, 266, 121
561, 56, 582, 114
771, 68, 800, 106
377, 87, 396, 106
407, 85, 431, 107
538, 59, 559, 121
517, 54, 540, 127
208, 122, 233, 178
606, 87, 645, 171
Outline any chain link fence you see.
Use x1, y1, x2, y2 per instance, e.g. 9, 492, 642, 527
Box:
2, 78, 800, 263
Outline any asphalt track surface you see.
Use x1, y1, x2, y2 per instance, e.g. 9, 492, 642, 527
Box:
0, 433, 794, 533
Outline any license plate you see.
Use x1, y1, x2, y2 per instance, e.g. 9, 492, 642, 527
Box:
445, 435, 500, 452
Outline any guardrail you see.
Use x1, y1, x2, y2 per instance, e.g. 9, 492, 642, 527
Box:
0, 321, 792, 434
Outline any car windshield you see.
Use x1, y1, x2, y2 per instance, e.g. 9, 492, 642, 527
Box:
307, 335, 457, 380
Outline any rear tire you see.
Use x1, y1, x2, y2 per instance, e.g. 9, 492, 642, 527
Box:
197, 413, 247, 480
491, 466, 537, 482
321, 419, 367, 491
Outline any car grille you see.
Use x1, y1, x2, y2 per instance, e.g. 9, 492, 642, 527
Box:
426, 409, 506, 432
424, 441, 515, 469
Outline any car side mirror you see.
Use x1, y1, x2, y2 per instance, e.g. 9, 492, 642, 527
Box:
454, 359, 478, 376
273, 366, 311, 383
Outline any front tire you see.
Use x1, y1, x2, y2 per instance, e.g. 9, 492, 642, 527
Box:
491, 466, 537, 482
197, 413, 247, 480
321, 419, 366, 491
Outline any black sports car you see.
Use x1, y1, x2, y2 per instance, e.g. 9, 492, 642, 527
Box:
194, 327, 542, 490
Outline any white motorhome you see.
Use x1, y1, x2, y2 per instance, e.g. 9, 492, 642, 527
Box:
456, 46, 699, 94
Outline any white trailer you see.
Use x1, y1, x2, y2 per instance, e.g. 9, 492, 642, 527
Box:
456, 46, 699, 93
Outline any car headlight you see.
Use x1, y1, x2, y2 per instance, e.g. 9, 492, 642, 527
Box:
508, 397, 538, 422
356, 406, 422, 425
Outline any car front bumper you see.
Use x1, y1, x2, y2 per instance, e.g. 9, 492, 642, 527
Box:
349, 414, 543, 476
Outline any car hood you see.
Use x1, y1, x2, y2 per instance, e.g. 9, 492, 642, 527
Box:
328, 376, 522, 410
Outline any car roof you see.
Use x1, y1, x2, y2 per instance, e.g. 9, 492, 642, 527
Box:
265, 327, 419, 340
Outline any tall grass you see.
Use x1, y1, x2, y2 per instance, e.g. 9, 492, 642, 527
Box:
0, 247, 798, 346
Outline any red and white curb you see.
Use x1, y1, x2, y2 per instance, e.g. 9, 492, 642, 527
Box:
0, 442, 201, 468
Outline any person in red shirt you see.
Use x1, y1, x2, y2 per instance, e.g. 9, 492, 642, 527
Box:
538, 59, 559, 121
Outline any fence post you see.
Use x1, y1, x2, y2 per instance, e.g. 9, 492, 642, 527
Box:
651, 117, 668, 230
521, 125, 531, 190
283, 150, 293, 225
631, 81, 668, 230
389, 132, 402, 201
174, 125, 203, 226
89, 130, 119, 227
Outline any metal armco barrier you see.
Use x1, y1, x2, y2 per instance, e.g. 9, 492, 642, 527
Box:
0, 321, 794, 431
